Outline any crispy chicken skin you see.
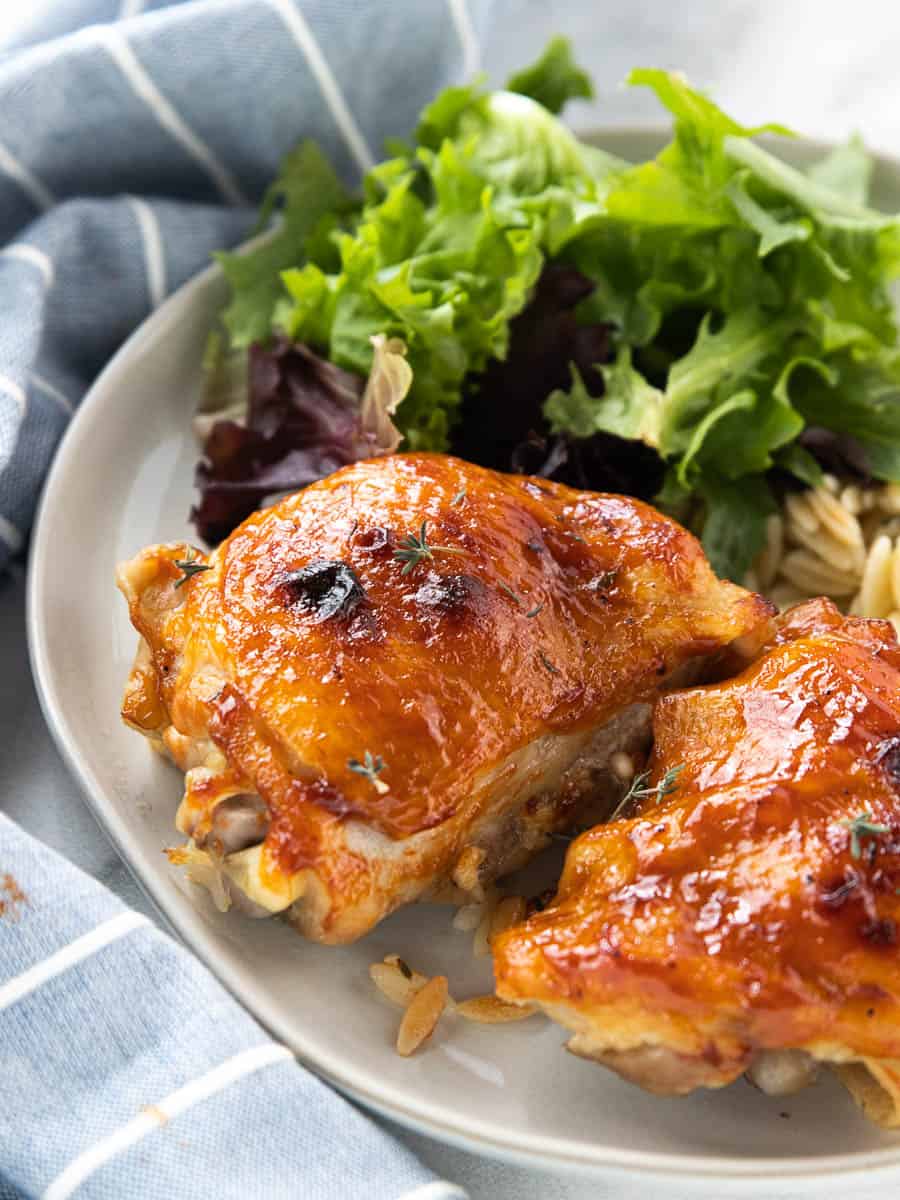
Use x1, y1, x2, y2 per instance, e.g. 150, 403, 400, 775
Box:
494, 599, 900, 1125
117, 453, 770, 943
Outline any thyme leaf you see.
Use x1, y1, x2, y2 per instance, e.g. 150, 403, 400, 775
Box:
610, 764, 684, 822
393, 520, 465, 575
348, 750, 389, 794
538, 650, 561, 676
499, 582, 525, 608
840, 812, 891, 861
173, 556, 212, 588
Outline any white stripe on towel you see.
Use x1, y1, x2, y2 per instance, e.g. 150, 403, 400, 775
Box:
44, 1044, 294, 1200
0, 374, 28, 419
397, 1183, 471, 1200
0, 141, 55, 212
0, 515, 23, 554
0, 244, 55, 288
266, 0, 374, 174
445, 0, 480, 77
30, 373, 74, 415
0, 912, 148, 1014
98, 27, 248, 206
126, 196, 166, 308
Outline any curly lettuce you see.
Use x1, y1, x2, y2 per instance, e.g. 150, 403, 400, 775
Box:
552, 69, 900, 577
205, 43, 900, 581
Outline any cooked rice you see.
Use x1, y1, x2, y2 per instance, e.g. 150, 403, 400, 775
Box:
451, 845, 486, 898
472, 889, 500, 958
396, 975, 449, 1056
489, 896, 527, 943
451, 902, 484, 932
610, 751, 634, 781
369, 955, 430, 1008
170, 842, 231, 912
455, 995, 537, 1023
750, 478, 900, 633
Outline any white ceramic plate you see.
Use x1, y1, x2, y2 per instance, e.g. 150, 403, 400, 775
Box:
27, 130, 900, 1191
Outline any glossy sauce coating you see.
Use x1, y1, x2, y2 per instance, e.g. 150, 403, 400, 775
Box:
122, 453, 769, 882
495, 599, 900, 1062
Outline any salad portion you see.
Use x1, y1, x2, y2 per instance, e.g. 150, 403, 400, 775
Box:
196, 38, 900, 583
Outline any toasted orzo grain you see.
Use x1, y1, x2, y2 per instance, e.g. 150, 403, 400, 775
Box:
455, 995, 537, 1023
396, 976, 449, 1056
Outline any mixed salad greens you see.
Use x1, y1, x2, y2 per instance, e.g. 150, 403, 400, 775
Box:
196, 38, 900, 581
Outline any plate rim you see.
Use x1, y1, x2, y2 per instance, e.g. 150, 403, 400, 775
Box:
25, 124, 900, 1186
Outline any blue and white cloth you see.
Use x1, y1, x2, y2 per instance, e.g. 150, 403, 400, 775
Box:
0, 814, 467, 1200
0, 0, 490, 571
0, 1, 494, 1196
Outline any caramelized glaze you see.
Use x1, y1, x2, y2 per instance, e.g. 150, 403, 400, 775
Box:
119, 453, 769, 939
495, 599, 900, 1068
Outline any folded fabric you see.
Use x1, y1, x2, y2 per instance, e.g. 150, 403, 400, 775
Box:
0, 0, 490, 572
0, 813, 468, 1199
0, 0, 494, 1194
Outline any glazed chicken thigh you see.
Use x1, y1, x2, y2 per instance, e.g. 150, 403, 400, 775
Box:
117, 453, 769, 943
494, 599, 900, 1126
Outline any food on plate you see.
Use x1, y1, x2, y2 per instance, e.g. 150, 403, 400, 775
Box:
750, 474, 900, 632
493, 598, 900, 1126
117, 453, 770, 943
369, 952, 536, 1057
200, 37, 900, 585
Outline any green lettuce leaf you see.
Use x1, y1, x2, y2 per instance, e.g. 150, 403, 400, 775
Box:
505, 35, 594, 115
271, 47, 610, 450
208, 49, 900, 584
699, 474, 776, 581
806, 135, 872, 205
544, 350, 663, 443
215, 142, 357, 348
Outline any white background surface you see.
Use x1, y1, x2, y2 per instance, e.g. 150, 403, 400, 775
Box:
7, 2, 900, 1196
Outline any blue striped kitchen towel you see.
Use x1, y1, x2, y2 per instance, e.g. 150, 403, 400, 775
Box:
0, 1, 494, 1195
0, 812, 468, 1199
0, 0, 490, 570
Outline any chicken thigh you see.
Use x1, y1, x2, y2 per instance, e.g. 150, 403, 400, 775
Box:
118, 453, 769, 943
494, 599, 900, 1125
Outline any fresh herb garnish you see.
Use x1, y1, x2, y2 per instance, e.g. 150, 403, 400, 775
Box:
538, 650, 561, 676
499, 582, 525, 608
499, 582, 543, 617
840, 812, 891, 861
205, 41, 900, 585
393, 520, 465, 575
589, 569, 618, 593
451, 487, 466, 506
173, 556, 212, 588
610, 764, 684, 821
348, 751, 389, 794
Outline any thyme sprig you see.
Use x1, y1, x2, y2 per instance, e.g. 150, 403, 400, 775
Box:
499, 582, 525, 607
173, 556, 212, 588
610, 764, 684, 822
348, 751, 389, 795
393, 520, 465, 575
840, 812, 891, 861
538, 650, 560, 676
499, 582, 543, 618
